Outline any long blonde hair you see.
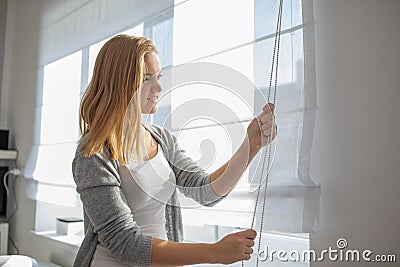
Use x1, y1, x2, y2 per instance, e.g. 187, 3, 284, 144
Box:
78, 34, 157, 165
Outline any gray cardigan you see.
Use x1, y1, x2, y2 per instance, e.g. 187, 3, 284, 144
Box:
72, 123, 227, 267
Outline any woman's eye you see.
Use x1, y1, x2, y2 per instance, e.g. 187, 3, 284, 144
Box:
143, 74, 162, 83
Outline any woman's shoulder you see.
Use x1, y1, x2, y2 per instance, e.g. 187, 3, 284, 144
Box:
143, 123, 175, 143
143, 122, 167, 134
73, 136, 113, 165
72, 135, 120, 188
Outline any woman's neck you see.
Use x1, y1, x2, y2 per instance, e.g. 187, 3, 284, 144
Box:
130, 126, 158, 162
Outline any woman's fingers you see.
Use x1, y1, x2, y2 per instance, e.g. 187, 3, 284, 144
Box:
241, 229, 257, 239
262, 122, 274, 131
260, 107, 277, 141
240, 230, 256, 255
242, 253, 251, 260
261, 124, 277, 146
260, 112, 273, 124
263, 102, 275, 113
246, 239, 255, 247
244, 247, 253, 255
216, 229, 258, 264
263, 126, 276, 136
262, 123, 277, 135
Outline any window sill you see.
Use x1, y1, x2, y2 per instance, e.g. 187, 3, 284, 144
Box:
30, 230, 83, 250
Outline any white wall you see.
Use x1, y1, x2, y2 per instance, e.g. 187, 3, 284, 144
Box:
1, 0, 38, 256
1, 0, 76, 265
0, 0, 7, 102
310, 0, 400, 266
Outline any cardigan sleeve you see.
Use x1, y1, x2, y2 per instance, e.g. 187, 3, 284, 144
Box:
72, 151, 152, 266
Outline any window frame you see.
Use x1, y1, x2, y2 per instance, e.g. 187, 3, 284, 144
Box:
31, 0, 317, 238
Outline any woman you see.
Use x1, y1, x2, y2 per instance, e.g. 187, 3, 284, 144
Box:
73, 34, 277, 267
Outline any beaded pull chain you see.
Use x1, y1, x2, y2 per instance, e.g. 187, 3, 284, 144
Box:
242, 0, 283, 266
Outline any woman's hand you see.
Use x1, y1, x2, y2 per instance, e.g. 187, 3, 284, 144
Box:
246, 103, 277, 150
211, 229, 257, 264
151, 230, 256, 266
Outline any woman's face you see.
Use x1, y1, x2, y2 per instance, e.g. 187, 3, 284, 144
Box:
141, 52, 162, 114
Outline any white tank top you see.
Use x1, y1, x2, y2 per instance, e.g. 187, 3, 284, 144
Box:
91, 144, 176, 267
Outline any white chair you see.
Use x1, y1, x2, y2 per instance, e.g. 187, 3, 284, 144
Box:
0, 255, 38, 266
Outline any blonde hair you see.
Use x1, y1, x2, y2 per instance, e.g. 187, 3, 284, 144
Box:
78, 34, 157, 165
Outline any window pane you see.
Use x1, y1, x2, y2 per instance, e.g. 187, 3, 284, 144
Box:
40, 102, 80, 144
173, 0, 254, 64
170, 122, 248, 175
42, 51, 81, 105
33, 142, 77, 186
253, 29, 304, 115
170, 82, 254, 129
144, 11, 173, 68
196, 43, 255, 86
41, 51, 81, 144
254, 0, 303, 39
144, 12, 174, 127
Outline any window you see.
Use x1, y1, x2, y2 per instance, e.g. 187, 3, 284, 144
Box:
165, 0, 318, 235
29, 0, 319, 245
28, 23, 146, 231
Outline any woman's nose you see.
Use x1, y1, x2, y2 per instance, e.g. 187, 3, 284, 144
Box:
153, 80, 162, 92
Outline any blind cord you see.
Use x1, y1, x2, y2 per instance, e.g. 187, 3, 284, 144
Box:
243, 0, 284, 265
